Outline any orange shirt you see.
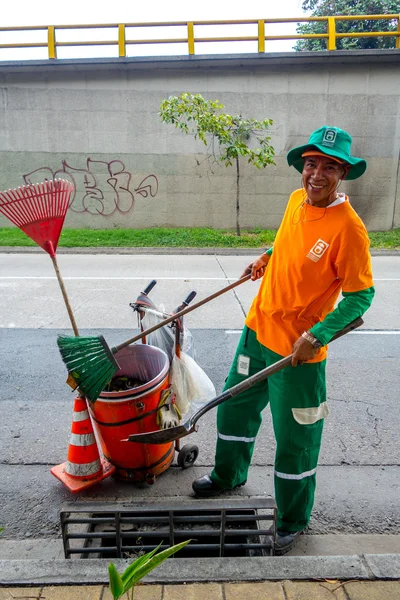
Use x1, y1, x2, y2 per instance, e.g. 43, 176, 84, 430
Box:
245, 189, 374, 362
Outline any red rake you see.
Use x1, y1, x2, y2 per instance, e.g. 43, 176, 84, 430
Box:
0, 179, 78, 335
1, 179, 118, 489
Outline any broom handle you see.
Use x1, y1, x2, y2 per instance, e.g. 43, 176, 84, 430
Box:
50, 254, 80, 336
112, 273, 252, 353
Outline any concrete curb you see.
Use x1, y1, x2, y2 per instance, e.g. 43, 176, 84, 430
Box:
0, 555, 399, 586
0, 246, 399, 256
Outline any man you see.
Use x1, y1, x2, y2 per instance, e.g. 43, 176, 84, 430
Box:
192, 126, 375, 555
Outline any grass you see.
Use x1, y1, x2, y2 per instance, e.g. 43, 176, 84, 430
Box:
0, 227, 399, 249
0, 227, 276, 248
368, 229, 400, 249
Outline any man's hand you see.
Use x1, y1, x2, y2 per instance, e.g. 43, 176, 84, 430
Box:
241, 253, 270, 280
291, 336, 318, 367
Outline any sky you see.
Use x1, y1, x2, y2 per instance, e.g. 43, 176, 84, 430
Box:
0, 0, 310, 61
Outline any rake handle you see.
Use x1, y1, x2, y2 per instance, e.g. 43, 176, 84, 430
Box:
50, 254, 79, 336
112, 273, 252, 354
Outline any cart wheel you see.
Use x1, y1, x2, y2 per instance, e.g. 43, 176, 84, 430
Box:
177, 444, 199, 469
145, 472, 156, 485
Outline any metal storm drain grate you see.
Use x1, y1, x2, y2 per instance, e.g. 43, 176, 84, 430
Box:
61, 498, 277, 559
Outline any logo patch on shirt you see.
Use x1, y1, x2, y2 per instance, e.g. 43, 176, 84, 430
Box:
307, 239, 329, 262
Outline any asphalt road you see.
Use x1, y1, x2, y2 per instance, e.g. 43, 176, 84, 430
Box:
0, 252, 399, 556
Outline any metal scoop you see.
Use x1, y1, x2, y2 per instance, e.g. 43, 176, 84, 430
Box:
124, 317, 363, 445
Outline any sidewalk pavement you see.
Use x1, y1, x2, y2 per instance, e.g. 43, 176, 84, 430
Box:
1, 581, 400, 599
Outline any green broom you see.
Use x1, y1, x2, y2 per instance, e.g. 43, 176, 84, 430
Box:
58, 335, 120, 401
57, 274, 252, 402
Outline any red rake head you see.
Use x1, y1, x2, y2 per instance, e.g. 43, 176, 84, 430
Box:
0, 179, 75, 256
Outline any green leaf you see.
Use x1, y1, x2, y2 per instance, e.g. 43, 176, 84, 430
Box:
108, 562, 124, 600
121, 540, 191, 593
120, 544, 162, 586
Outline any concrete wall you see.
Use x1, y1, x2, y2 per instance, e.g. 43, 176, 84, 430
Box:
0, 51, 399, 231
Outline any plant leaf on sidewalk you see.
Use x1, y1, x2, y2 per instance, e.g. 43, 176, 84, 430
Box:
108, 562, 124, 600
125, 540, 191, 588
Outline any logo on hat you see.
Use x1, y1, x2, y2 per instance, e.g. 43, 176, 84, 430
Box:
322, 129, 337, 147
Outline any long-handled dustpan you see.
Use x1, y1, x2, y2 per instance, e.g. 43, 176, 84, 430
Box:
124, 317, 363, 445
57, 273, 252, 401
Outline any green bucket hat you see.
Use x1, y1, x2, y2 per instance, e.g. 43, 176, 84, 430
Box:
286, 126, 367, 180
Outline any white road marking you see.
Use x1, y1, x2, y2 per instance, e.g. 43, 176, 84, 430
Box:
225, 330, 400, 335
0, 276, 241, 281
350, 330, 400, 335
0, 276, 398, 281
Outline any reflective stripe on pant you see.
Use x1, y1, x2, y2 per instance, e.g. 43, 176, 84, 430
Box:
211, 326, 326, 532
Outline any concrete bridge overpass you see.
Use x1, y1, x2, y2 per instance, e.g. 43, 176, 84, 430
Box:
0, 49, 399, 231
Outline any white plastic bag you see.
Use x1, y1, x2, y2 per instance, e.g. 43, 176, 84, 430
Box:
140, 306, 195, 362
171, 351, 216, 416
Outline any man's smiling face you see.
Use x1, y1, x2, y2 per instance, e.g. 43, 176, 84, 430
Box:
302, 154, 348, 208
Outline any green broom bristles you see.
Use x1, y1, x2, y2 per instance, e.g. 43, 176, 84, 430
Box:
57, 335, 120, 402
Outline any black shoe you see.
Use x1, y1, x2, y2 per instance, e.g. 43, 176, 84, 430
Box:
274, 528, 304, 555
192, 474, 246, 498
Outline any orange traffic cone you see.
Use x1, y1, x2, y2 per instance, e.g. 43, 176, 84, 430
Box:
51, 396, 116, 492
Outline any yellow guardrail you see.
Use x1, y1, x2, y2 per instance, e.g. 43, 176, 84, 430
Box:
0, 15, 399, 60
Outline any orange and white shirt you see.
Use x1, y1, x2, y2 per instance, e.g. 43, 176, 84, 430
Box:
245, 189, 374, 362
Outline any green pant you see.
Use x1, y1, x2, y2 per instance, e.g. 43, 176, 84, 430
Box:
211, 326, 327, 532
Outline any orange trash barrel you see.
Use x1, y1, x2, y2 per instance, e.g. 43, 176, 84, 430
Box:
88, 344, 174, 483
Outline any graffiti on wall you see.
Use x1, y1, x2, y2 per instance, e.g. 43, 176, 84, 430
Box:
23, 158, 158, 216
